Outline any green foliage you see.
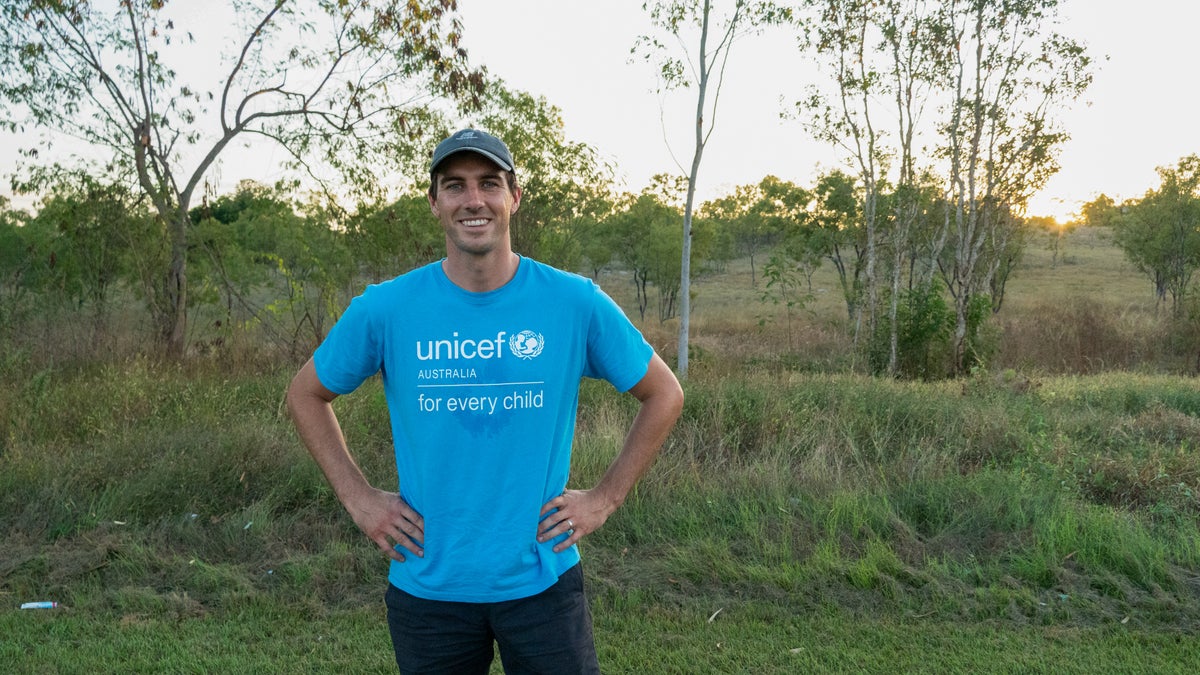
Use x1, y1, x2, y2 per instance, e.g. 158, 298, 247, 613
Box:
343, 193, 441, 283
1109, 155, 1200, 313
795, 0, 1093, 375
189, 182, 356, 357
607, 188, 685, 321
798, 170, 865, 324
757, 252, 811, 351
961, 292, 1001, 373
0, 0, 487, 357
473, 83, 617, 269
869, 283, 955, 379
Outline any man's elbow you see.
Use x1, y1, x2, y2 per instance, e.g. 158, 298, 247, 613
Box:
286, 360, 336, 420
661, 378, 684, 421
646, 370, 684, 425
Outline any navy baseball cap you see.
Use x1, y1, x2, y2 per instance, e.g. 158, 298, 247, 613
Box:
429, 129, 515, 175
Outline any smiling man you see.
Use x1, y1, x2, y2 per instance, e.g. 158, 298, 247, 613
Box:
286, 129, 683, 674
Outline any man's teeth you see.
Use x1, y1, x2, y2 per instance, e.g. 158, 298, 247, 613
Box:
463, 218, 488, 226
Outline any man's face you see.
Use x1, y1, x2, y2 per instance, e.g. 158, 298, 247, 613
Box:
428, 153, 522, 258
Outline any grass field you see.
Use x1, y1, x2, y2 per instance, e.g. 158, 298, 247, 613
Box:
3, 226, 1200, 673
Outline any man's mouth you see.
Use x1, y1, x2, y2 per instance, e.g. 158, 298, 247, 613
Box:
461, 218, 489, 227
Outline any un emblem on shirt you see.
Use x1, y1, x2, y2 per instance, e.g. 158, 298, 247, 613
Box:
509, 330, 545, 359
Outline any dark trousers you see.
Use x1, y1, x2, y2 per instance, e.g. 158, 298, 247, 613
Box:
385, 563, 600, 674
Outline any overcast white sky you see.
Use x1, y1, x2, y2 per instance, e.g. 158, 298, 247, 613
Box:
456, 0, 1200, 222
3, 1, 1196, 223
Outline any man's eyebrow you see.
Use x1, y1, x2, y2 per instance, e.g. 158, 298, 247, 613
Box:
439, 170, 503, 184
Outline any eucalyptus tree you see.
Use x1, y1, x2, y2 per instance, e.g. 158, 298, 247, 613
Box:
0, 197, 38, 328
795, 0, 1091, 376
937, 0, 1091, 373
701, 183, 769, 287
797, 0, 956, 375
0, 0, 485, 358
796, 0, 888, 351
1110, 155, 1200, 314
635, 0, 791, 378
25, 172, 152, 335
473, 84, 617, 270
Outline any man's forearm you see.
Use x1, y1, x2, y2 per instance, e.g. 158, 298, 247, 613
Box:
594, 355, 684, 510
286, 359, 372, 507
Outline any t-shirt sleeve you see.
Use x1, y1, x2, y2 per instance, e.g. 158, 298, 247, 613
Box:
313, 288, 384, 395
583, 284, 653, 392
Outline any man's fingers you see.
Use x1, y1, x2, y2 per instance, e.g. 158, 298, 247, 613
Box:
374, 535, 407, 561
539, 496, 565, 517
552, 520, 581, 552
391, 500, 425, 544
393, 516, 424, 546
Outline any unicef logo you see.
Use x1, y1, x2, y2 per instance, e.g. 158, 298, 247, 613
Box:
508, 330, 545, 359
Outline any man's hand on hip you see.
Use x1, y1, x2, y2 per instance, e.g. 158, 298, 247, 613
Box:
348, 488, 425, 562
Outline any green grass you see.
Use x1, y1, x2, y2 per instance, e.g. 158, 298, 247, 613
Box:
3, 363, 1200, 672
3, 226, 1200, 671
4, 601, 1199, 674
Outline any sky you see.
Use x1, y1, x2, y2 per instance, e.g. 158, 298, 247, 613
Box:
2, 1, 1197, 223
452, 0, 1200, 222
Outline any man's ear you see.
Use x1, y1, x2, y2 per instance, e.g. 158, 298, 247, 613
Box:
510, 187, 522, 214
428, 190, 439, 216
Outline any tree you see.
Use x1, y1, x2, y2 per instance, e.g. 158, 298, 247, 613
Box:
1111, 155, 1200, 314
472, 83, 617, 269
1026, 214, 1072, 269
1080, 193, 1118, 229
702, 176, 807, 288
25, 171, 152, 336
344, 193, 441, 285
0, 0, 485, 357
937, 0, 1092, 374
635, 0, 790, 378
188, 180, 353, 355
702, 183, 771, 286
794, 0, 1091, 376
0, 197, 38, 328
607, 177, 719, 323
803, 170, 866, 325
797, 0, 888, 354
607, 189, 681, 322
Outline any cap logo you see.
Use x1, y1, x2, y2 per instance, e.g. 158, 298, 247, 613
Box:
430, 128, 514, 174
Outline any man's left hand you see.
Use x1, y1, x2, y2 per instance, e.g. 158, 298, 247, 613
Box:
537, 489, 617, 553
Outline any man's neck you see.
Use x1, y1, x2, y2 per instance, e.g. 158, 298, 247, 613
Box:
442, 250, 520, 293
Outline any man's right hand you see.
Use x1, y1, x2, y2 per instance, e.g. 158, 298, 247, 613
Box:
347, 487, 425, 562
287, 358, 426, 563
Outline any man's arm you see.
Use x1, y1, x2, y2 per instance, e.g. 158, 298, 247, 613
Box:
286, 358, 424, 561
538, 352, 684, 552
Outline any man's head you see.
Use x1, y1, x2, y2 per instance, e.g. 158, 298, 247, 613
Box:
427, 129, 522, 259
429, 129, 518, 198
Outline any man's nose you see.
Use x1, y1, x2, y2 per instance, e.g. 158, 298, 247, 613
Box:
463, 184, 485, 208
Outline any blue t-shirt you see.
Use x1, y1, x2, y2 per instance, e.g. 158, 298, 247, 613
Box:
314, 257, 653, 602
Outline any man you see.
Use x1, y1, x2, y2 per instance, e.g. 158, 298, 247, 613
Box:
286, 128, 684, 673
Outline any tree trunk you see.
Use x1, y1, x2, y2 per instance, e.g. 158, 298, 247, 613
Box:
164, 211, 189, 359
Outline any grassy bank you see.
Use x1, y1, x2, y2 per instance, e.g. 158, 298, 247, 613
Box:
3, 360, 1199, 672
